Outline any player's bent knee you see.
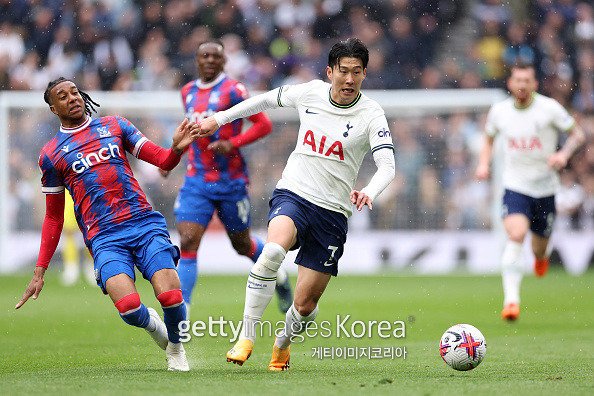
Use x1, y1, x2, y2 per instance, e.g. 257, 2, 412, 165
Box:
261, 243, 286, 268
157, 289, 184, 308
250, 243, 287, 278
508, 232, 526, 243
151, 268, 181, 293
179, 237, 200, 252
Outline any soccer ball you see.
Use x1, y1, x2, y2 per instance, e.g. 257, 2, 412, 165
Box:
439, 324, 487, 371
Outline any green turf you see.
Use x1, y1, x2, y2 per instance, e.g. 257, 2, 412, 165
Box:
1, 269, 592, 395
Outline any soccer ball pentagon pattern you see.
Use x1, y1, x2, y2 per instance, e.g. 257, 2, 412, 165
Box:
439, 324, 487, 371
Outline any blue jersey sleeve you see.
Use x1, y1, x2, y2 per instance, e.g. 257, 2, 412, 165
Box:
115, 115, 148, 157
39, 151, 65, 194
230, 82, 249, 106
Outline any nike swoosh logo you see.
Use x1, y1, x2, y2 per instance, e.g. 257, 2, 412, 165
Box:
305, 109, 318, 114
323, 262, 334, 266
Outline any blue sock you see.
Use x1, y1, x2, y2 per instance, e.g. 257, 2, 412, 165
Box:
249, 237, 265, 263
177, 254, 197, 304
158, 289, 187, 344
116, 294, 150, 328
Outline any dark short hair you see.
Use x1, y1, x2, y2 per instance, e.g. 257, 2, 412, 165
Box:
328, 38, 369, 69
509, 62, 537, 78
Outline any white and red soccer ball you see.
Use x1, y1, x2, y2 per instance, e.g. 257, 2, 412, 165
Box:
439, 324, 487, 371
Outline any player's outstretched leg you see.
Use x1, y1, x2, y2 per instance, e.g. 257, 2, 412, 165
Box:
157, 289, 189, 371
501, 240, 523, 321
177, 250, 197, 320
269, 304, 319, 371
227, 242, 286, 366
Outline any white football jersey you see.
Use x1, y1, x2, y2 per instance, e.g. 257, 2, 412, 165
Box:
485, 93, 575, 198
274, 80, 394, 217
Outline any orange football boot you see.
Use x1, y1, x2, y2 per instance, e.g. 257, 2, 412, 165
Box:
534, 257, 549, 278
268, 340, 290, 371
226, 339, 254, 366
501, 303, 520, 321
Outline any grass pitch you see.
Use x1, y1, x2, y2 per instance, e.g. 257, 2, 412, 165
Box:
1, 268, 592, 395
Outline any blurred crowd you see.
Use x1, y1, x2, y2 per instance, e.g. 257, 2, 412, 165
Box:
1, 0, 593, 232
0, 0, 460, 91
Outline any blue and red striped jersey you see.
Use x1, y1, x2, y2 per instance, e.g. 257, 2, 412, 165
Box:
180, 73, 249, 194
39, 115, 153, 244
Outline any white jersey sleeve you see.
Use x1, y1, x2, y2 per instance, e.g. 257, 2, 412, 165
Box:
360, 114, 395, 200
550, 100, 575, 132
484, 104, 500, 138
213, 89, 278, 126
276, 81, 315, 108
367, 112, 394, 154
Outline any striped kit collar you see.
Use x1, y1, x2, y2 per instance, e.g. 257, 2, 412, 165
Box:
60, 117, 92, 134
328, 88, 361, 109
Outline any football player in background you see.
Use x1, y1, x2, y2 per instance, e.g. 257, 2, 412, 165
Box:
15, 77, 200, 371
475, 63, 585, 321
163, 39, 293, 319
199, 38, 395, 371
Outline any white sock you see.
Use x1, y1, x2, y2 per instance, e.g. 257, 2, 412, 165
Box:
276, 304, 319, 349
501, 240, 524, 305
240, 243, 286, 342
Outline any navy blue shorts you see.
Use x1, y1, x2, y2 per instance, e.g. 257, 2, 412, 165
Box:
174, 183, 251, 233
90, 211, 181, 294
502, 189, 556, 238
268, 189, 348, 276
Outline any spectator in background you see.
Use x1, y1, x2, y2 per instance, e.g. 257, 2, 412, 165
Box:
474, 17, 507, 84
502, 22, 536, 70
387, 14, 421, 88
0, 21, 25, 68
46, 26, 84, 80
472, 0, 511, 27
93, 34, 134, 91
